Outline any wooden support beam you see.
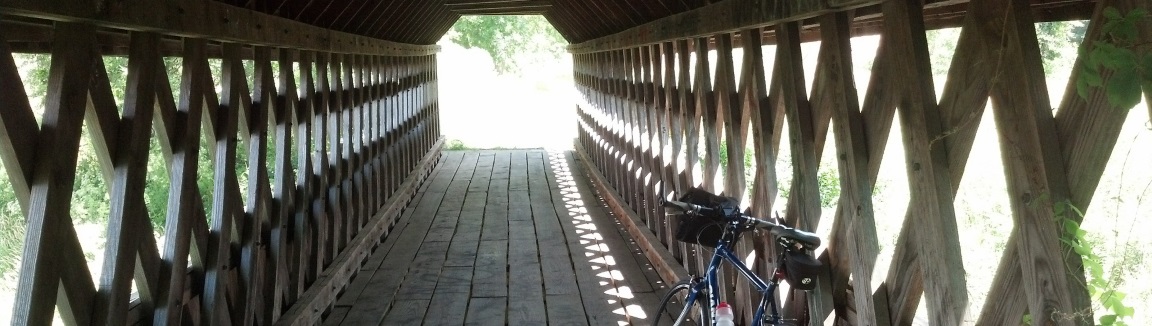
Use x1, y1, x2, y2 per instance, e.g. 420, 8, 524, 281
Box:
568, 0, 884, 53
153, 37, 208, 325
817, 11, 881, 326
696, 36, 721, 193
978, 0, 1086, 324
451, 9, 549, 15
203, 42, 246, 326
10, 22, 98, 325
977, 0, 1151, 324
773, 21, 827, 323
444, 0, 551, 11
0, 33, 39, 212
883, 0, 967, 324
0, 0, 438, 55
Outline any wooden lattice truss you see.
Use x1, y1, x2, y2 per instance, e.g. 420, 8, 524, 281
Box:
0, 9, 444, 324
572, 0, 1151, 325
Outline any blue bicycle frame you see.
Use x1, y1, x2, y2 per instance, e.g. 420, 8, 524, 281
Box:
687, 232, 787, 325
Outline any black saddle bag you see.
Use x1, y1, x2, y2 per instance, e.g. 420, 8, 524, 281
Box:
783, 250, 823, 291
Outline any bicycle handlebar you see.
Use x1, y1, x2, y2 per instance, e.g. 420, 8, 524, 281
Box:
662, 199, 822, 247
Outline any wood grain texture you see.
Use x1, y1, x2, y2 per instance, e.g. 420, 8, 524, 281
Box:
814, 11, 881, 326
153, 38, 209, 325
10, 23, 100, 326
0, 36, 39, 212
977, 0, 1149, 323
885, 0, 968, 324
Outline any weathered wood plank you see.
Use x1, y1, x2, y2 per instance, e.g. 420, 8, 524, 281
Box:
397, 223, 452, 301
528, 151, 583, 298
506, 154, 547, 324
444, 188, 487, 266
545, 152, 623, 325
425, 291, 470, 325
545, 294, 591, 325
482, 151, 511, 241
471, 239, 509, 297
380, 299, 430, 325
770, 20, 828, 323
466, 297, 509, 325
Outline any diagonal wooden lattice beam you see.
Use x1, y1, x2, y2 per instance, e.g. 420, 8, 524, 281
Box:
816, 11, 881, 326
153, 38, 209, 325
92, 32, 162, 326
980, 0, 1087, 323
10, 22, 99, 326
977, 0, 1152, 323
884, 0, 968, 324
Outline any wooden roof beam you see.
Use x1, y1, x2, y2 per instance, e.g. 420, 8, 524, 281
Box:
443, 0, 546, 5
0, 0, 438, 55
445, 1, 552, 12
453, 9, 550, 15
567, 0, 883, 53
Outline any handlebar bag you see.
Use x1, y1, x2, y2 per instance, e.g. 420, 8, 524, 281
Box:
672, 188, 740, 247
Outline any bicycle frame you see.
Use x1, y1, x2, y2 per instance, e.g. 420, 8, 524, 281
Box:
687, 229, 787, 325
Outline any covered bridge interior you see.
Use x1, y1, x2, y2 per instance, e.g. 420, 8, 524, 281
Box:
1, 0, 1150, 325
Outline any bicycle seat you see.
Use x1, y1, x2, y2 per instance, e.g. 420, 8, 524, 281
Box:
771, 227, 821, 248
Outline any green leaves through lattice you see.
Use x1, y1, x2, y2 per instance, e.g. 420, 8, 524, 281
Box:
1077, 7, 1150, 109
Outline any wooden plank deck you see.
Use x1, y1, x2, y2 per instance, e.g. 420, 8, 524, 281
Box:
324, 149, 669, 325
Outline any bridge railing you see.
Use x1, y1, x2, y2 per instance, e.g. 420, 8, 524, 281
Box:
0, 3, 442, 324
570, 0, 1150, 325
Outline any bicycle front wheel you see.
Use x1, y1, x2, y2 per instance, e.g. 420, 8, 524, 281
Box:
651, 280, 709, 326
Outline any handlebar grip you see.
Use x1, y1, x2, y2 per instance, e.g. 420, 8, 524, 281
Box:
662, 199, 708, 214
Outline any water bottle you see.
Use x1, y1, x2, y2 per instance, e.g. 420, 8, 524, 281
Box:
715, 301, 734, 326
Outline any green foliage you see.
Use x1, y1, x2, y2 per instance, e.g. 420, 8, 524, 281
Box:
925, 28, 960, 77
447, 15, 566, 74
1054, 201, 1136, 326
817, 166, 841, 208
0, 173, 25, 277
445, 139, 468, 151
1036, 21, 1088, 75
1078, 7, 1151, 109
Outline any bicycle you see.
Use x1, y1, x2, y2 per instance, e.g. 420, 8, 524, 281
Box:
651, 188, 823, 326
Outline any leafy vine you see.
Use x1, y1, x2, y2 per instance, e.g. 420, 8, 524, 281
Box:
1077, 7, 1151, 109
